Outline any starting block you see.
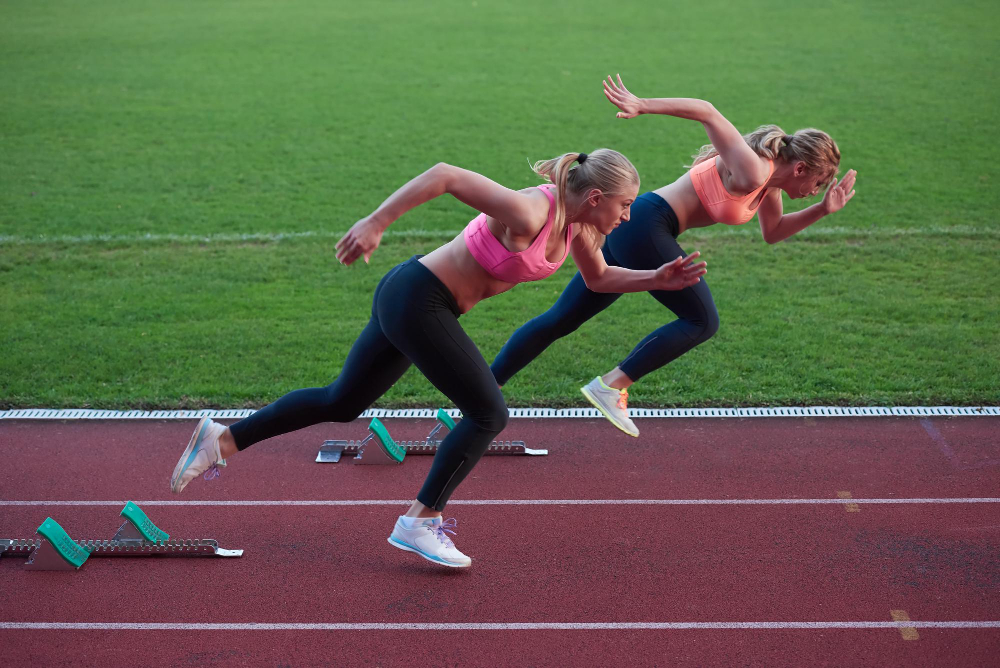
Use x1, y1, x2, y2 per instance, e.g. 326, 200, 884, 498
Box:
316, 410, 547, 464
0, 501, 243, 571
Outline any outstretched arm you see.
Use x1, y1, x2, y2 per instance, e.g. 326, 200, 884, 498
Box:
757, 169, 857, 243
570, 233, 706, 293
603, 75, 769, 192
336, 163, 544, 265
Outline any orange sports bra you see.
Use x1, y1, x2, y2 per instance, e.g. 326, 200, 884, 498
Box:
689, 158, 774, 225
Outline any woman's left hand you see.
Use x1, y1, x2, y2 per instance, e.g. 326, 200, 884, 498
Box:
822, 169, 857, 214
335, 216, 384, 265
603, 74, 643, 119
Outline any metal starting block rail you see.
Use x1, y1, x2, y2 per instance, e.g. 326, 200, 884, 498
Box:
316, 410, 548, 464
0, 501, 243, 571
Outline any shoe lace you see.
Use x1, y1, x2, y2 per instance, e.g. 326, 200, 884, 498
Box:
202, 463, 223, 481
432, 518, 459, 547
616, 389, 629, 411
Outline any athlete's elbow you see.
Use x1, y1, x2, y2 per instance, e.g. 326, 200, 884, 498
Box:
429, 162, 455, 190
581, 272, 608, 292
431, 161, 454, 176
760, 222, 783, 245
699, 100, 721, 123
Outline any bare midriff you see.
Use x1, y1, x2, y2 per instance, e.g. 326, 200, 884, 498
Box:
419, 237, 518, 314
652, 173, 714, 235
653, 158, 773, 234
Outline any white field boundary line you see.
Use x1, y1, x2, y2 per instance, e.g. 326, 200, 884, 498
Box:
1, 621, 998, 631
2, 406, 998, 420
1, 224, 998, 246
2, 498, 999, 508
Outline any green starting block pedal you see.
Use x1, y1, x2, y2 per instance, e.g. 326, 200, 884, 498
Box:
430, 408, 457, 436
316, 417, 406, 464
116, 501, 170, 543
0, 502, 243, 571
316, 410, 547, 465
21, 518, 90, 570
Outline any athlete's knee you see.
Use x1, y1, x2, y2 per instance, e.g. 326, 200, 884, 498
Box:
318, 386, 367, 423
700, 304, 720, 342
465, 397, 509, 434
484, 400, 510, 433
324, 404, 366, 423
677, 303, 719, 347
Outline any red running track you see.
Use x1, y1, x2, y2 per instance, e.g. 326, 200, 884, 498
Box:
1, 416, 998, 666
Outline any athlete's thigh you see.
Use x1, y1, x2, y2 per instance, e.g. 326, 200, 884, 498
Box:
330, 314, 413, 412
385, 309, 503, 417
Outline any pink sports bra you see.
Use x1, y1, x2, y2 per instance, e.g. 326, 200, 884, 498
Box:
463, 184, 575, 283
690, 158, 774, 225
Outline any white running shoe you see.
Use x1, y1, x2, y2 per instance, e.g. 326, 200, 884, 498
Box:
580, 376, 639, 437
170, 417, 228, 493
387, 516, 472, 568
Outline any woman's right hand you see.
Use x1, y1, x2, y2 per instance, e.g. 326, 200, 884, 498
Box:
603, 74, 644, 119
335, 216, 384, 266
821, 169, 857, 215
654, 252, 707, 291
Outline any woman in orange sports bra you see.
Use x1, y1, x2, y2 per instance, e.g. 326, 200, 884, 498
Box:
491, 75, 857, 437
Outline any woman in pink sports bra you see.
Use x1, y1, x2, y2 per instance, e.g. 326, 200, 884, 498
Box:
492, 75, 858, 437
168, 148, 706, 568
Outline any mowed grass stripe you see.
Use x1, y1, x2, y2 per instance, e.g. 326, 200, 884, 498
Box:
2, 224, 1000, 247
2, 0, 998, 240
1, 234, 996, 408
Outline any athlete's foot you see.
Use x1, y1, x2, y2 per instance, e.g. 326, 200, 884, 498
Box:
388, 516, 472, 568
170, 417, 228, 493
581, 376, 639, 437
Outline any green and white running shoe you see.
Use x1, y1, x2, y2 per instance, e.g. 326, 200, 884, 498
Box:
170, 417, 227, 493
580, 376, 639, 437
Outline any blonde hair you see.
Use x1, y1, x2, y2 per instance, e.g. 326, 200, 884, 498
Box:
691, 125, 841, 186
530, 148, 639, 252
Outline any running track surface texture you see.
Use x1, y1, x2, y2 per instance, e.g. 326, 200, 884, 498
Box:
1, 415, 998, 667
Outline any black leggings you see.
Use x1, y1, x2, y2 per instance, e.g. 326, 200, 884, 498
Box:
491, 191, 719, 385
229, 257, 508, 511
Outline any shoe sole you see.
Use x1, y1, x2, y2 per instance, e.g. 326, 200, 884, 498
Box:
580, 385, 639, 437
387, 535, 471, 568
171, 417, 211, 493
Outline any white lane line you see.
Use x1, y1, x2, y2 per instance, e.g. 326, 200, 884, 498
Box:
1, 621, 998, 631
2, 224, 997, 246
2, 498, 999, 507
0, 229, 459, 245
2, 406, 999, 419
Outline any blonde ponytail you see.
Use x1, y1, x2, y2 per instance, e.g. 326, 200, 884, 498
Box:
530, 152, 580, 241
745, 124, 787, 159
531, 148, 639, 250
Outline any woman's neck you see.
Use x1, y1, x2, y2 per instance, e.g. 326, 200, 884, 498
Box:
767, 159, 794, 190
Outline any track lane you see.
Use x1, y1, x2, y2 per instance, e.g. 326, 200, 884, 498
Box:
1, 417, 997, 501
2, 504, 998, 623
2, 628, 997, 667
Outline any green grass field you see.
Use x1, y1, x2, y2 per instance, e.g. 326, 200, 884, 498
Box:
2, 0, 998, 408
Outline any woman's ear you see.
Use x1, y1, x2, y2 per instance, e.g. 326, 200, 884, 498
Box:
793, 161, 809, 177
587, 188, 603, 207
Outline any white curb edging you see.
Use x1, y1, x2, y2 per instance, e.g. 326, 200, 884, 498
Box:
0, 406, 997, 420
